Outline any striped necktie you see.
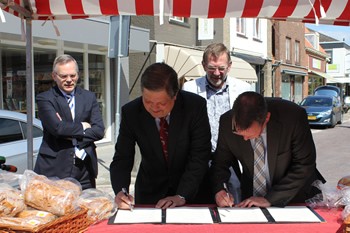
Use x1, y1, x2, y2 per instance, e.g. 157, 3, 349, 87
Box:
253, 136, 267, 197
66, 94, 75, 119
66, 93, 86, 160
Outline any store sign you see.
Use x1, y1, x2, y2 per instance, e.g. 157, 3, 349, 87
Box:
327, 63, 339, 73
108, 16, 131, 58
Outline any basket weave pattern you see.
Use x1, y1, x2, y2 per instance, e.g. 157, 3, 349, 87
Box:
0, 208, 92, 233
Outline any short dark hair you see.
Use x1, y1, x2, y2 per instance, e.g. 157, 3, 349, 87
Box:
232, 91, 267, 130
202, 43, 232, 65
141, 63, 179, 98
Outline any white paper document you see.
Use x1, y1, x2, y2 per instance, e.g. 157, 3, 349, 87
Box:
166, 207, 214, 224
217, 207, 269, 223
113, 208, 162, 224
266, 206, 322, 222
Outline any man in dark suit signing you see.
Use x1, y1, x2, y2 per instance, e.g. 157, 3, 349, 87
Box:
110, 63, 211, 209
34, 54, 105, 189
211, 91, 325, 207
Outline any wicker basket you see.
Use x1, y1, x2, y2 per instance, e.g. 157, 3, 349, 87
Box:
0, 208, 92, 233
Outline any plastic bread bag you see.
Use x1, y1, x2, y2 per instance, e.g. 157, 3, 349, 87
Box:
338, 186, 350, 206
336, 175, 350, 206
337, 175, 350, 190
77, 188, 117, 223
306, 180, 343, 208
0, 183, 26, 217
0, 171, 22, 189
20, 170, 80, 216
342, 205, 350, 221
49, 176, 82, 196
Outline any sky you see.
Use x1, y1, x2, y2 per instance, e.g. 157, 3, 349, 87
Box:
305, 23, 350, 45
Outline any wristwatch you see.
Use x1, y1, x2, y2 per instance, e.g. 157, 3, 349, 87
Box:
177, 195, 186, 201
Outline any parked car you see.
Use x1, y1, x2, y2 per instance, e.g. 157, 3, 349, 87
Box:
314, 85, 345, 112
343, 96, 350, 113
0, 110, 43, 174
314, 85, 341, 98
300, 95, 343, 128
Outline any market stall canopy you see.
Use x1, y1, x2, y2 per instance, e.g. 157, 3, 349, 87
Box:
2, 0, 350, 25
328, 77, 350, 84
163, 45, 257, 83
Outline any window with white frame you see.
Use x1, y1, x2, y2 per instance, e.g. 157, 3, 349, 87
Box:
286, 37, 291, 62
326, 50, 333, 64
253, 18, 261, 39
295, 41, 300, 64
236, 18, 246, 35
169, 16, 185, 23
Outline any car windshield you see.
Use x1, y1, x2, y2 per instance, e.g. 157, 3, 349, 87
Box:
301, 97, 332, 107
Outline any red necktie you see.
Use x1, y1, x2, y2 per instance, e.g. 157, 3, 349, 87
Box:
159, 117, 169, 161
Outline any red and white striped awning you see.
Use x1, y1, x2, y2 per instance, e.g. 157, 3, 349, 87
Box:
1, 0, 350, 25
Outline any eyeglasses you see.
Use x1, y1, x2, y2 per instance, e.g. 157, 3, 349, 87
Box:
55, 72, 78, 79
206, 65, 228, 72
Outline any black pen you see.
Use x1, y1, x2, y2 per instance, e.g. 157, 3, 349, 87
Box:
223, 183, 232, 207
122, 187, 133, 211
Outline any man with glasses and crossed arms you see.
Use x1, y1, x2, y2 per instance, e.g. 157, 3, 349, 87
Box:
34, 54, 105, 189
211, 91, 325, 207
183, 43, 251, 203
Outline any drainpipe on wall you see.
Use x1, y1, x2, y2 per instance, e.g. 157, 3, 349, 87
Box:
271, 61, 282, 97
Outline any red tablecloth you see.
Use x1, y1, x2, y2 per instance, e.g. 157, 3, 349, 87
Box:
87, 207, 345, 233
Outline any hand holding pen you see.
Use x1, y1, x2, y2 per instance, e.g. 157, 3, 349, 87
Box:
223, 183, 234, 207
214, 183, 234, 208
115, 188, 134, 211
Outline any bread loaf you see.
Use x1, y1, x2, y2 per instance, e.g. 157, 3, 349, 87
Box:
24, 178, 78, 216
55, 179, 82, 196
0, 187, 25, 217
79, 196, 115, 222
77, 189, 116, 222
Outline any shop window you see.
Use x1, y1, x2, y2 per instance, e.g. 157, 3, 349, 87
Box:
34, 50, 56, 96
67, 52, 84, 88
88, 54, 105, 122
1, 48, 27, 113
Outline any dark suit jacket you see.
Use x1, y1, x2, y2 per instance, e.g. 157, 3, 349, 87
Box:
110, 90, 211, 204
211, 98, 325, 207
34, 86, 105, 179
